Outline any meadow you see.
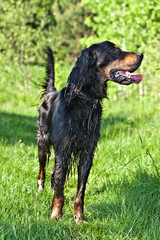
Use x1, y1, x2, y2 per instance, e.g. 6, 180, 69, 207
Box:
0, 63, 160, 240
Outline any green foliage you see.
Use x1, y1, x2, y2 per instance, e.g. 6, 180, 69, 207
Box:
1, 0, 160, 73
0, 0, 90, 65
82, 0, 160, 52
0, 0, 55, 64
49, 1, 91, 62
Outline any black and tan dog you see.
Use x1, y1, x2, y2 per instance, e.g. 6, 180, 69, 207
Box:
37, 41, 143, 222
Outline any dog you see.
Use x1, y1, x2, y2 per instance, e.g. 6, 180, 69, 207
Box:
37, 41, 143, 222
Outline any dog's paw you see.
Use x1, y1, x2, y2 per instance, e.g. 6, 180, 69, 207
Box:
51, 208, 63, 221
74, 215, 87, 224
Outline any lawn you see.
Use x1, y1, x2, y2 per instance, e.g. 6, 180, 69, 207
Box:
0, 64, 160, 239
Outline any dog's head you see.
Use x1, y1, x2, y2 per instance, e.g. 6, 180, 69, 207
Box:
65, 41, 143, 102
90, 41, 143, 85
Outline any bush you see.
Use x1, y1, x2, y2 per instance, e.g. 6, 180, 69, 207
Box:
0, 0, 90, 65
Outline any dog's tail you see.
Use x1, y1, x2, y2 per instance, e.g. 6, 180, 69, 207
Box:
41, 47, 56, 98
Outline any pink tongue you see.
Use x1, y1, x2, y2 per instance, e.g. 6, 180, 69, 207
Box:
119, 71, 142, 84
131, 73, 142, 84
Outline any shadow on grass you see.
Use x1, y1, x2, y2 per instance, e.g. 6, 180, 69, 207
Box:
100, 114, 132, 138
0, 111, 37, 145
88, 170, 160, 235
101, 115, 128, 128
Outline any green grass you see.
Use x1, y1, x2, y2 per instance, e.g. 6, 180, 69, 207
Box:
0, 64, 160, 239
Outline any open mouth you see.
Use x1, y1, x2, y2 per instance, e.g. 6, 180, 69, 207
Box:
111, 70, 142, 85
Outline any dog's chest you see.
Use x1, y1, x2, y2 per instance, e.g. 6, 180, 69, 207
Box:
72, 107, 99, 131
67, 108, 101, 150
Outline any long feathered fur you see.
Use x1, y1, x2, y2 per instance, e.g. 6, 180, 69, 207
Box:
41, 47, 56, 99
64, 48, 107, 103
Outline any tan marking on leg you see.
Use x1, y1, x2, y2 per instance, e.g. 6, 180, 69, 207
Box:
40, 170, 43, 181
51, 191, 64, 220
74, 191, 85, 223
74, 201, 84, 219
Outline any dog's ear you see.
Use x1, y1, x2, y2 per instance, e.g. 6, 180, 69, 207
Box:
88, 49, 97, 68
65, 48, 97, 102
74, 48, 97, 76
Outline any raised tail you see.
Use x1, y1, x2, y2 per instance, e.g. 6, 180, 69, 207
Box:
41, 47, 56, 98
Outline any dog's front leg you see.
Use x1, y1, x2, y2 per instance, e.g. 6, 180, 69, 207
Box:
51, 152, 69, 220
74, 153, 93, 223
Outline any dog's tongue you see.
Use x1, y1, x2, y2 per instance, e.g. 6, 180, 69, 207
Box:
131, 73, 142, 84
119, 71, 142, 84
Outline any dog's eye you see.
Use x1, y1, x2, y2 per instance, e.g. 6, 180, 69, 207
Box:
113, 48, 120, 53
109, 47, 121, 57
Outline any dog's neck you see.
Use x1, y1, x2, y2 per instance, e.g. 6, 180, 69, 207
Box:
65, 68, 108, 104
70, 83, 99, 107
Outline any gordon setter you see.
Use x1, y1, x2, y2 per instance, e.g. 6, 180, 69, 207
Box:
37, 41, 143, 222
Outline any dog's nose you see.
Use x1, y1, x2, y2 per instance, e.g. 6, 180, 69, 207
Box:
137, 53, 143, 60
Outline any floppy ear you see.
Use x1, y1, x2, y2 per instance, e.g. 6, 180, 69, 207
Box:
65, 48, 97, 102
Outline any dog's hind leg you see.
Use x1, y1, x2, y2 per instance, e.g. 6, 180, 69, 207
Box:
51, 151, 69, 220
37, 109, 51, 192
74, 153, 93, 223
37, 139, 50, 192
